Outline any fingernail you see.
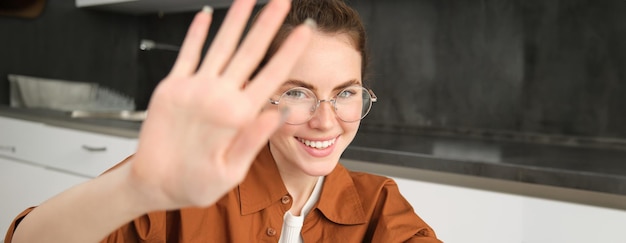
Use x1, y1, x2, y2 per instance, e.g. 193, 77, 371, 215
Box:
304, 18, 317, 29
280, 107, 291, 123
202, 5, 213, 14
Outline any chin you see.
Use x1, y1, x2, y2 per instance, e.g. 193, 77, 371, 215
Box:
301, 156, 341, 177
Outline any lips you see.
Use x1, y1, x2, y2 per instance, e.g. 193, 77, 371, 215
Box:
297, 137, 337, 149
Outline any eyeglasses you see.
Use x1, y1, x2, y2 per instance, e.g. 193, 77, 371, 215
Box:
269, 85, 377, 125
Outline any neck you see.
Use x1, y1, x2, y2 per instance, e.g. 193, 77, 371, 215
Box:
268, 144, 323, 216
279, 167, 319, 216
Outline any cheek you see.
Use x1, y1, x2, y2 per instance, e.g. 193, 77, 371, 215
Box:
342, 122, 360, 141
270, 124, 299, 142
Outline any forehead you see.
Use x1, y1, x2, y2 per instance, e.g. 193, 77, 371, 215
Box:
285, 31, 362, 91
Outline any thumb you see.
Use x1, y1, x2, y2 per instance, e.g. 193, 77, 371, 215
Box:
224, 108, 288, 172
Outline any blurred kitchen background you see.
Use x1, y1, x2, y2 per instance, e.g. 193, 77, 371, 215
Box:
1, 0, 625, 148
2, 1, 626, 242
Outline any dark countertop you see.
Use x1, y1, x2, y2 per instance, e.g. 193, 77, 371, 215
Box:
3, 106, 626, 196
0, 106, 140, 138
345, 129, 626, 196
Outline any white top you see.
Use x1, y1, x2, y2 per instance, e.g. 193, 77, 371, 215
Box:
278, 176, 325, 243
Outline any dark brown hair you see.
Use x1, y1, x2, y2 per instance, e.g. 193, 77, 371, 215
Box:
257, 0, 369, 83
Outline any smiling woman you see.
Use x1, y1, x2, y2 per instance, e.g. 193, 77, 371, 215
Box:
5, 0, 441, 242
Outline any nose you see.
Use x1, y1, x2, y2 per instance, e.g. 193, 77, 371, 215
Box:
308, 100, 337, 129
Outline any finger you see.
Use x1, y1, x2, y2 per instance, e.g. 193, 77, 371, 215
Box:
168, 7, 214, 78
221, 0, 290, 85
245, 22, 315, 107
224, 109, 284, 172
196, 0, 257, 77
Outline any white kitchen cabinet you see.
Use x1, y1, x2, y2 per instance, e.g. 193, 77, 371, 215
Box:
392, 176, 626, 243
0, 116, 137, 178
39, 125, 137, 178
0, 115, 138, 242
521, 197, 626, 243
0, 156, 89, 240
75, 0, 269, 15
0, 117, 47, 164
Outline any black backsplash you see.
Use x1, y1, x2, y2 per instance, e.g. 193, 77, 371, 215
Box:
0, 0, 140, 104
349, 0, 626, 141
0, 0, 625, 145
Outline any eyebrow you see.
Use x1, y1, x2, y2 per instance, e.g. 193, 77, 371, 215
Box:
284, 79, 361, 92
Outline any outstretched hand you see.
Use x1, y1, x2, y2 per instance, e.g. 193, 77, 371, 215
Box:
129, 0, 313, 210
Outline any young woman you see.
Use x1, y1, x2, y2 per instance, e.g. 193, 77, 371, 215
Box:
6, 0, 441, 242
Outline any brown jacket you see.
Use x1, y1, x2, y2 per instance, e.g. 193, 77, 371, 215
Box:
5, 146, 442, 243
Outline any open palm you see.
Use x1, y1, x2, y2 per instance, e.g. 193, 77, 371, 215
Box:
129, 0, 312, 210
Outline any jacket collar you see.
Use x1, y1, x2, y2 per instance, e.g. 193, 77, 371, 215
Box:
239, 145, 289, 215
239, 145, 367, 225
316, 163, 367, 225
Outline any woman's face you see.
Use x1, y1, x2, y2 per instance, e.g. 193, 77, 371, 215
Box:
268, 31, 363, 177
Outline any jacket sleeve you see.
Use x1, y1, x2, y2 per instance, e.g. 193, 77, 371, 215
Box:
100, 211, 167, 243
369, 179, 443, 243
3, 207, 35, 243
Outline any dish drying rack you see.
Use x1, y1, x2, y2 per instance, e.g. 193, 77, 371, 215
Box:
8, 74, 146, 121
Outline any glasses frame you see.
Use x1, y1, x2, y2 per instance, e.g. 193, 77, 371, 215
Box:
269, 85, 378, 125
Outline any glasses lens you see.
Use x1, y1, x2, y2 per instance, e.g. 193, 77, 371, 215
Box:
335, 86, 372, 122
275, 86, 374, 124
279, 87, 317, 124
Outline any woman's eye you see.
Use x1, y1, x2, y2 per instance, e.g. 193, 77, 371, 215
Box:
338, 89, 357, 99
285, 90, 308, 99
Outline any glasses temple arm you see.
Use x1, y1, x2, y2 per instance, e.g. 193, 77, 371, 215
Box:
367, 89, 378, 102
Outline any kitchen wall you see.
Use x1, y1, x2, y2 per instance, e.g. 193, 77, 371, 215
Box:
0, 0, 625, 145
350, 0, 626, 143
0, 0, 140, 105
134, 8, 233, 109
0, 1, 245, 110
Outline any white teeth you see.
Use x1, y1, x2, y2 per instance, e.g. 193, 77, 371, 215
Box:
298, 137, 336, 149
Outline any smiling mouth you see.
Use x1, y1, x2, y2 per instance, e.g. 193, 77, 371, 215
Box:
297, 137, 337, 149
